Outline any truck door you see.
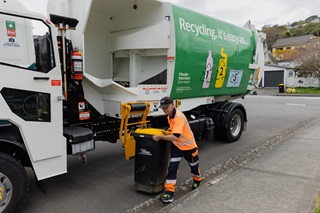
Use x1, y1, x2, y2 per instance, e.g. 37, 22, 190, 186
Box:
0, 11, 66, 179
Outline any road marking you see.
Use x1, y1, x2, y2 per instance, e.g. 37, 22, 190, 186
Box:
247, 95, 320, 100
286, 103, 306, 106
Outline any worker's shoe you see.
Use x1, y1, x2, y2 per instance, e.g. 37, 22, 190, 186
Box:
192, 180, 201, 190
160, 192, 174, 203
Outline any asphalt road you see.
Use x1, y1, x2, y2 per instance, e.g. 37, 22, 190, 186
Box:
21, 95, 320, 213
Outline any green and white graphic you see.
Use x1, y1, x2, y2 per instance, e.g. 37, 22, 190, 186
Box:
227, 70, 243, 87
6, 21, 15, 30
202, 50, 213, 88
170, 5, 256, 99
6, 20, 16, 37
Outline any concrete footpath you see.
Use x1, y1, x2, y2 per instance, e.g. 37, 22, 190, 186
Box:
158, 119, 320, 213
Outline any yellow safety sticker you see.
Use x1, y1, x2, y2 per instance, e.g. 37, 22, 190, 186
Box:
255, 67, 261, 81
175, 100, 181, 108
0, 187, 3, 200
215, 47, 228, 88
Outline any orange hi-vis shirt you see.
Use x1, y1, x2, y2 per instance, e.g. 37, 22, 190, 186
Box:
168, 109, 197, 150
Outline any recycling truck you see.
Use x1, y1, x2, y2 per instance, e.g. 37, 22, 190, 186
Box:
0, 0, 265, 212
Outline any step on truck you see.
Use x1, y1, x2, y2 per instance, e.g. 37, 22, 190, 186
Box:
0, 0, 265, 212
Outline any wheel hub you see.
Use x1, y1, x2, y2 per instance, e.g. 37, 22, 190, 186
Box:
0, 172, 12, 210
230, 114, 241, 136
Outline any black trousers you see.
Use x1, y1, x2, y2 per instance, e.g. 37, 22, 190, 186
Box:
164, 143, 201, 193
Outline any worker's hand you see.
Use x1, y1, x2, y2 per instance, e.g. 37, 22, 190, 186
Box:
152, 135, 160, 141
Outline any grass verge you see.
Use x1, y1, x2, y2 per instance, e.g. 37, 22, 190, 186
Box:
293, 87, 320, 94
314, 194, 320, 213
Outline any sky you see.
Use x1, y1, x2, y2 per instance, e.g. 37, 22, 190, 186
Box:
21, 0, 320, 30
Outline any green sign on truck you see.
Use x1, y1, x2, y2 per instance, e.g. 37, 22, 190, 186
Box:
171, 5, 256, 99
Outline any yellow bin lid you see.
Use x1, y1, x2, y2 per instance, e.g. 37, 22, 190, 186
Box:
134, 128, 166, 135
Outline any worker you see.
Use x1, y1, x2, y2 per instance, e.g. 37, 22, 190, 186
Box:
152, 96, 202, 203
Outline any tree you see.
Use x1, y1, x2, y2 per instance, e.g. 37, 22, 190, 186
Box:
312, 26, 320, 36
293, 44, 320, 87
260, 16, 320, 55
305, 15, 319, 22
303, 22, 320, 36
261, 25, 287, 51
284, 31, 292, 38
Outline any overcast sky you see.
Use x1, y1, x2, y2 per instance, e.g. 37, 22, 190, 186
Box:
22, 0, 320, 30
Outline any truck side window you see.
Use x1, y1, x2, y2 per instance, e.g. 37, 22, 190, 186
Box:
1, 87, 51, 122
0, 13, 55, 73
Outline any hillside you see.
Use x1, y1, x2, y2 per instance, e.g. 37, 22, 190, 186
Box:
260, 15, 320, 50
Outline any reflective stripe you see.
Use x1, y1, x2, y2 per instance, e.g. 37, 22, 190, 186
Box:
173, 141, 185, 147
189, 160, 199, 167
170, 157, 182, 162
173, 139, 195, 147
168, 109, 197, 150
178, 113, 194, 135
165, 183, 176, 192
192, 174, 201, 179
180, 134, 195, 145
166, 179, 177, 184
173, 135, 195, 146
172, 112, 195, 147
192, 175, 202, 182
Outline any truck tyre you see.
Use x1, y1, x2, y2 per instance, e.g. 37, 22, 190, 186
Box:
0, 152, 29, 213
216, 108, 244, 142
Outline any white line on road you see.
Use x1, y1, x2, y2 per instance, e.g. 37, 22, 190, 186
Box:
286, 103, 306, 106
246, 95, 320, 100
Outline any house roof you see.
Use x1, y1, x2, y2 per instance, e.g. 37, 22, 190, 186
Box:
272, 34, 317, 48
264, 63, 293, 69
264, 51, 277, 64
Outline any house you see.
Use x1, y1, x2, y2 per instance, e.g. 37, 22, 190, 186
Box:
260, 64, 293, 87
272, 34, 319, 53
262, 60, 319, 88
271, 34, 320, 61
259, 35, 320, 88
264, 50, 277, 65
261, 51, 294, 87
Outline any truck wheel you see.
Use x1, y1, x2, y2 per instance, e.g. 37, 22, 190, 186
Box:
218, 108, 244, 142
0, 152, 29, 213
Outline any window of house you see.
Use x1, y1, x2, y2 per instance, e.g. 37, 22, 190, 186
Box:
288, 70, 294, 77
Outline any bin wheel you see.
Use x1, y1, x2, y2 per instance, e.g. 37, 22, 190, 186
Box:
0, 152, 29, 213
217, 108, 244, 142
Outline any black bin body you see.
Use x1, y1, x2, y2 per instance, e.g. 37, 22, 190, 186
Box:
133, 129, 170, 193
278, 84, 285, 93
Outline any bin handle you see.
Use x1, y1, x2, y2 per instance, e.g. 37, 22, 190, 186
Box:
119, 102, 150, 160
